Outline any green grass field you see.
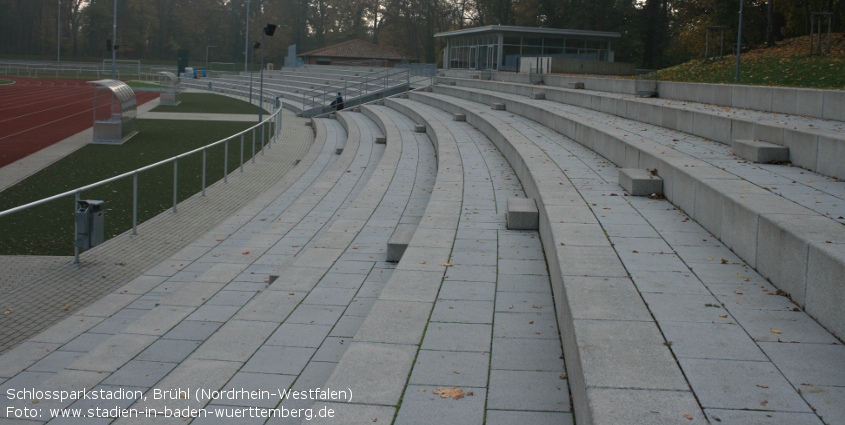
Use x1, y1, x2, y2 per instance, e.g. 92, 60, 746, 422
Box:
0, 79, 12, 85
0, 92, 276, 256
152, 93, 268, 114
655, 34, 845, 90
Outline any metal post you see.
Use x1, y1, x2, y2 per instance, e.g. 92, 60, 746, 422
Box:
202, 149, 207, 196
224, 141, 229, 183
249, 45, 254, 104
261, 121, 265, 155
259, 31, 265, 137
173, 159, 178, 213
57, 0, 61, 64
132, 172, 138, 235
240, 134, 244, 172
244, 0, 250, 72
735, 0, 744, 83
705, 29, 710, 59
252, 128, 256, 163
111, 0, 117, 79
206, 45, 217, 71
74, 191, 80, 264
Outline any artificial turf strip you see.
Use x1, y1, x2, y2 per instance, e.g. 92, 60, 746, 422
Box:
151, 92, 268, 115
125, 80, 163, 90
0, 119, 274, 256
0, 79, 12, 85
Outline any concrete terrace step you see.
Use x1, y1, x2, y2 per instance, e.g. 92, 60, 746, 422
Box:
0, 113, 362, 408
389, 98, 573, 424
407, 91, 702, 424
410, 89, 845, 424
0, 108, 311, 355
427, 83, 845, 340
306, 96, 465, 422
0, 96, 446, 425
437, 76, 845, 180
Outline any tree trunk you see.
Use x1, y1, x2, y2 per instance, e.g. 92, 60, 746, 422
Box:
767, 0, 774, 46
804, 0, 811, 35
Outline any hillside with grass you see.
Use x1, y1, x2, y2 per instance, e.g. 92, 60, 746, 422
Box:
655, 33, 845, 90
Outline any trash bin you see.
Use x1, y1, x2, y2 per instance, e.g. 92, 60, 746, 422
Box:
75, 200, 105, 249
202, 69, 207, 77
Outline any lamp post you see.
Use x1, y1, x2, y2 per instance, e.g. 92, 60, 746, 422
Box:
259, 23, 277, 145
57, 0, 61, 63
111, 0, 117, 79
735, 0, 744, 83
206, 45, 217, 72
244, 0, 251, 72
250, 41, 260, 105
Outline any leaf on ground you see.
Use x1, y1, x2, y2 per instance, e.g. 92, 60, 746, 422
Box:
242, 251, 250, 255
719, 314, 728, 318
3, 309, 12, 315
760, 400, 768, 406
433, 387, 465, 400
63, 304, 70, 311
757, 384, 769, 388
440, 263, 453, 267
212, 254, 220, 257
734, 290, 744, 295
721, 259, 729, 264
683, 413, 693, 420
771, 329, 782, 334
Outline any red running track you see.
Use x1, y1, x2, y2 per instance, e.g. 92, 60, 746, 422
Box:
0, 76, 157, 168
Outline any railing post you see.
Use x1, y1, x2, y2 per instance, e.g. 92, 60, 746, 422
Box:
173, 159, 178, 213
132, 172, 138, 235
224, 141, 229, 183
74, 191, 80, 264
240, 134, 244, 172
261, 122, 265, 155
252, 128, 256, 163
202, 148, 207, 196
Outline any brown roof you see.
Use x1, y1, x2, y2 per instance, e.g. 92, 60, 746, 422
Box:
299, 39, 411, 61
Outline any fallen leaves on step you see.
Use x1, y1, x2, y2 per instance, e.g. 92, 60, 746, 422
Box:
433, 387, 465, 400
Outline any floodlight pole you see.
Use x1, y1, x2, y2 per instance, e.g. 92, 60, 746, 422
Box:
258, 24, 276, 139
111, 0, 117, 79
249, 42, 257, 105
57, 0, 61, 64
206, 45, 217, 71
244, 0, 250, 72
259, 31, 265, 131
735, 0, 744, 83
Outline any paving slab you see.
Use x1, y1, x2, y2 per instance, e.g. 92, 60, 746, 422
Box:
680, 358, 813, 412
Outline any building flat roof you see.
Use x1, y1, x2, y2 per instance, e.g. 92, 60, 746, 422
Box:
434, 25, 621, 39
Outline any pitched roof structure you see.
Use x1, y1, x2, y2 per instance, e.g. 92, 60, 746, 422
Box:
298, 39, 411, 61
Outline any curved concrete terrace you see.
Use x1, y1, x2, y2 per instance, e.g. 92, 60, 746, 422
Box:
1, 68, 843, 425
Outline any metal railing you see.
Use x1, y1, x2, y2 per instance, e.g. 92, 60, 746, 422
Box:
301, 67, 412, 112
396, 63, 436, 86
0, 89, 284, 263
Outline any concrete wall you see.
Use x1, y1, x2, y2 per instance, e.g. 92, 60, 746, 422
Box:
440, 69, 845, 122
551, 58, 636, 76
